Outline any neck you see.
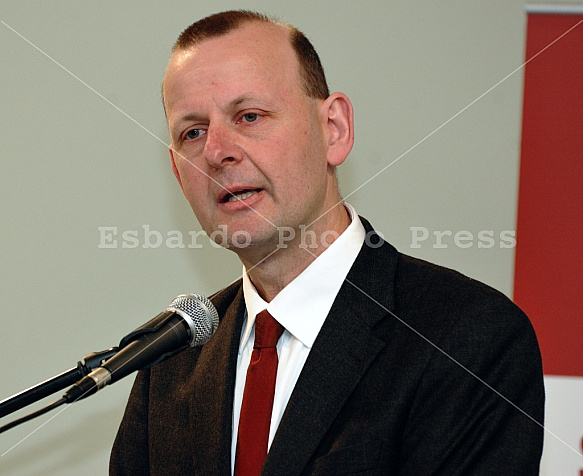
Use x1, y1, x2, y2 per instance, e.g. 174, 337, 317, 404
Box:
238, 204, 351, 302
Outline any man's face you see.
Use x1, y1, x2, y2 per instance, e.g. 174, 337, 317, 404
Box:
163, 22, 339, 254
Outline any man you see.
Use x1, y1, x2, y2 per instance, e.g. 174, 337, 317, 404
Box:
110, 10, 544, 475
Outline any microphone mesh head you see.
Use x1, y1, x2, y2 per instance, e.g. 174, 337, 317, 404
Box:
168, 294, 219, 346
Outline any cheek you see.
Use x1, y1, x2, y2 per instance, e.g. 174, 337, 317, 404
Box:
182, 183, 213, 231
279, 125, 324, 171
175, 154, 207, 188
175, 164, 208, 208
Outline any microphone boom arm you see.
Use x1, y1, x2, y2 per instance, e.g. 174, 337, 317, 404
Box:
0, 347, 118, 419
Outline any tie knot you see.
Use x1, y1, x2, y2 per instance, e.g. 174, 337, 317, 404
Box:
254, 310, 284, 349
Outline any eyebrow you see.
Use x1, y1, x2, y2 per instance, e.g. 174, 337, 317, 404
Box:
231, 94, 257, 108
175, 112, 205, 124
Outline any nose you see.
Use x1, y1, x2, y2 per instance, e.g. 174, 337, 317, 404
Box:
203, 123, 241, 168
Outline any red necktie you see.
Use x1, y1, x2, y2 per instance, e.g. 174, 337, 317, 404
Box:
235, 310, 284, 476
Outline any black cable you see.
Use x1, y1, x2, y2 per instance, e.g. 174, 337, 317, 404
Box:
0, 397, 67, 434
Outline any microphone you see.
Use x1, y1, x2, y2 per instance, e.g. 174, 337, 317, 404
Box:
64, 293, 219, 402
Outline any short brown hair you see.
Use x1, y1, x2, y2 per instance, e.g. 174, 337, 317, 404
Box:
171, 10, 330, 100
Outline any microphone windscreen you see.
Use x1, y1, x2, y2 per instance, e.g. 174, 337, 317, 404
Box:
169, 294, 219, 346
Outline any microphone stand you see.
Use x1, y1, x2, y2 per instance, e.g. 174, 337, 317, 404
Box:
0, 347, 118, 419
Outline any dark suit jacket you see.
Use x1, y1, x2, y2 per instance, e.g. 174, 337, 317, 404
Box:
110, 220, 544, 475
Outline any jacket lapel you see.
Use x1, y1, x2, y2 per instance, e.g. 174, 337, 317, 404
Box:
189, 282, 245, 475
263, 224, 399, 475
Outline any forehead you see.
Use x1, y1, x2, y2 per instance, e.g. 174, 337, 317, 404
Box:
164, 22, 302, 111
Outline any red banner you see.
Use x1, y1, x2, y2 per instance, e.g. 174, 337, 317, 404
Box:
514, 13, 583, 376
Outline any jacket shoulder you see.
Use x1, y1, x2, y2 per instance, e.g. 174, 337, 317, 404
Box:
394, 252, 525, 321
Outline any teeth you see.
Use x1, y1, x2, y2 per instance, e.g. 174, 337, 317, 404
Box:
227, 190, 257, 202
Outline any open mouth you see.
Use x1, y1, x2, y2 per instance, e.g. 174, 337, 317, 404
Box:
221, 188, 262, 203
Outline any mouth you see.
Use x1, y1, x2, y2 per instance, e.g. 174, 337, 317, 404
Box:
220, 188, 263, 203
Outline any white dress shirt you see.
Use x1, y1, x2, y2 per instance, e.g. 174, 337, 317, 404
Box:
231, 203, 366, 473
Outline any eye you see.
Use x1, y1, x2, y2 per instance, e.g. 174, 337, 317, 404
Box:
186, 128, 206, 140
241, 113, 259, 123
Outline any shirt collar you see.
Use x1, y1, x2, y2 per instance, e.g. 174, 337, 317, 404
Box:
241, 203, 365, 352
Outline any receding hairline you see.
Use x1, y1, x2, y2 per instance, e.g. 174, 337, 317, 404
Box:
162, 10, 330, 114
162, 19, 306, 113
171, 11, 289, 52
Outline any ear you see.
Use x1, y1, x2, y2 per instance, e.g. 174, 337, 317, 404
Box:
169, 146, 183, 188
321, 92, 354, 167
